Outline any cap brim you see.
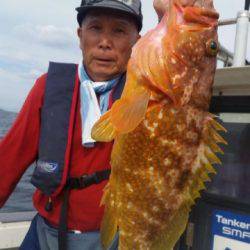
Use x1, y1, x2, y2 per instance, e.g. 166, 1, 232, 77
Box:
76, 3, 142, 30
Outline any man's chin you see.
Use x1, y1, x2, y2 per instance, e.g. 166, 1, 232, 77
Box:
91, 67, 119, 81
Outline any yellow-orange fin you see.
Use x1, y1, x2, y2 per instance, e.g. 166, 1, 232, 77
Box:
100, 209, 118, 249
92, 110, 117, 142
111, 86, 150, 133
211, 119, 227, 132
205, 147, 222, 165
210, 128, 228, 145
204, 160, 217, 174
208, 141, 224, 154
92, 86, 150, 141
100, 185, 118, 249
200, 171, 211, 182
151, 205, 190, 250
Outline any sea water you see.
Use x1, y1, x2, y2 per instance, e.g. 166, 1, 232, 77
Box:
0, 109, 35, 212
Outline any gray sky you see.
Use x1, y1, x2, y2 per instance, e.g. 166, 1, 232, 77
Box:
0, 0, 249, 112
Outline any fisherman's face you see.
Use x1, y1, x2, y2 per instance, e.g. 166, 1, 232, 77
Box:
77, 9, 140, 82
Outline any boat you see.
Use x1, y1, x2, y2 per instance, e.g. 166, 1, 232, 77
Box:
0, 5, 249, 250
0, 211, 36, 250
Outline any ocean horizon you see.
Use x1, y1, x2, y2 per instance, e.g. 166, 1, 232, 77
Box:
0, 108, 35, 213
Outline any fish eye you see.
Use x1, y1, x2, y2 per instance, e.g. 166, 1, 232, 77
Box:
206, 39, 218, 56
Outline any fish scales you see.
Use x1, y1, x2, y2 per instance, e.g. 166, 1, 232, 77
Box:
108, 105, 216, 249
92, 0, 225, 249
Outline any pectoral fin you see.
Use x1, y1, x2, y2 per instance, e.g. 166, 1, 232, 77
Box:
91, 110, 117, 142
111, 86, 150, 133
92, 86, 150, 142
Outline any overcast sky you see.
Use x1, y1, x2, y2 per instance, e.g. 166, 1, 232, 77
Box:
0, 0, 249, 112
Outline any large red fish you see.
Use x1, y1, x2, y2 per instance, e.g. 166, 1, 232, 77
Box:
92, 0, 225, 249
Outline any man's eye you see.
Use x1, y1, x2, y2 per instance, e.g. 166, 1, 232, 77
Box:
114, 28, 125, 34
90, 25, 101, 31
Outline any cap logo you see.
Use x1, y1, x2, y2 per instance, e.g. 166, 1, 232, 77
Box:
84, 0, 133, 5
82, 0, 137, 10
117, 0, 133, 6
85, 0, 103, 4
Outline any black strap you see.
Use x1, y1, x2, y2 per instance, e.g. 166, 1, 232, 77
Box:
58, 169, 111, 250
58, 187, 70, 250
66, 169, 111, 189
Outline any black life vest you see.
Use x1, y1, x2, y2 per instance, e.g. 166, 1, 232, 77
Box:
31, 62, 125, 196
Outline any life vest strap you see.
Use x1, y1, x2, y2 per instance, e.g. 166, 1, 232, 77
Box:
57, 169, 111, 250
66, 169, 111, 189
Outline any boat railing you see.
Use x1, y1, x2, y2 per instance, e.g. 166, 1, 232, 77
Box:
218, 10, 250, 67
215, 8, 250, 96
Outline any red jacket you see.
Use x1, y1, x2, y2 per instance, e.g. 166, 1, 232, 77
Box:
0, 73, 115, 231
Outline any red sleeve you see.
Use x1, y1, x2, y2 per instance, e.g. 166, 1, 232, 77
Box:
0, 74, 47, 208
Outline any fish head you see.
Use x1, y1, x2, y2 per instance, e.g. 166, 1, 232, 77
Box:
163, 0, 219, 108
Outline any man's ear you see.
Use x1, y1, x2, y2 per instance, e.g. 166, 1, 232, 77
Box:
135, 33, 141, 44
77, 27, 82, 39
77, 27, 83, 50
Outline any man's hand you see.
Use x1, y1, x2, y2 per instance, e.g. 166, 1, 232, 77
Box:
153, 0, 169, 21
153, 0, 214, 21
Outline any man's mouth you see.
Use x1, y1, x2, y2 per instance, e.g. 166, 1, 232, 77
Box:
94, 57, 114, 64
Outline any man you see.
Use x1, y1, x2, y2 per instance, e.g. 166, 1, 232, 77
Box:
0, 0, 142, 249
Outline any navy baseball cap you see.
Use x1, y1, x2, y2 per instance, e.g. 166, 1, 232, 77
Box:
76, 0, 143, 31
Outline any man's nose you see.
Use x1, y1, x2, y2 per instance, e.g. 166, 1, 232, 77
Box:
98, 33, 112, 50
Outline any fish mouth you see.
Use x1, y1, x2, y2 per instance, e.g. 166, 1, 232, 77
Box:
172, 1, 219, 27
182, 6, 219, 26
